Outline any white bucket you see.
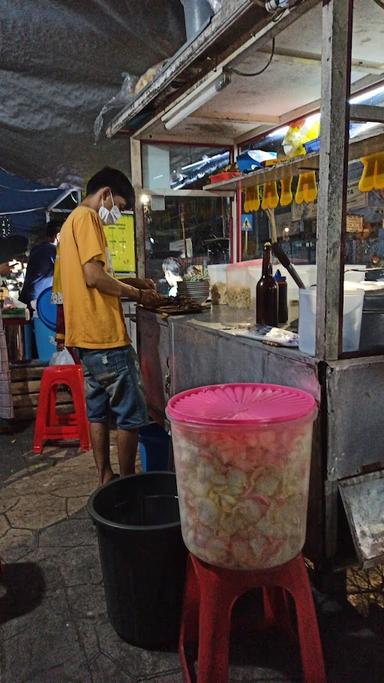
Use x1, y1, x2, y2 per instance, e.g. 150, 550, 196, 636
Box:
298, 286, 364, 356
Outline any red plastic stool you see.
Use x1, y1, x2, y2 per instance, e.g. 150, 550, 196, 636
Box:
33, 365, 90, 454
179, 552, 327, 683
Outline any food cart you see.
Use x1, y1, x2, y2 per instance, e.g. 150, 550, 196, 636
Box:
105, 0, 384, 578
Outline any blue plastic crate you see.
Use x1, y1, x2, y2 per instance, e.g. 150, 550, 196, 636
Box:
304, 138, 320, 154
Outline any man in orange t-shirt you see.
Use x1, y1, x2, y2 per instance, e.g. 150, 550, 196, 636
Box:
59, 167, 160, 485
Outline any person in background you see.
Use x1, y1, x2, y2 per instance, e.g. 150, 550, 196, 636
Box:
59, 166, 160, 486
162, 257, 183, 297
0, 263, 14, 421
0, 263, 12, 279
19, 221, 61, 311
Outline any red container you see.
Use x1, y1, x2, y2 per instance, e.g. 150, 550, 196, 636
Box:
209, 171, 241, 184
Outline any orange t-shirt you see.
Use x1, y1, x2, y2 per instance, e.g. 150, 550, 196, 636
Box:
59, 206, 130, 349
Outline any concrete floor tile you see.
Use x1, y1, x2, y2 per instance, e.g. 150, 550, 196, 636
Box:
0, 489, 20, 514
67, 496, 90, 517
66, 583, 106, 622
1, 589, 85, 683
0, 527, 37, 561
6, 493, 66, 530
72, 619, 104, 662
68, 504, 89, 520
0, 513, 10, 537
39, 516, 95, 549
142, 674, 184, 683
53, 544, 102, 587
52, 480, 97, 498
25, 660, 93, 683
95, 621, 181, 681
89, 653, 133, 682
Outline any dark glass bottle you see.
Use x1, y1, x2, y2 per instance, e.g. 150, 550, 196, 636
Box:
275, 271, 288, 324
256, 242, 278, 325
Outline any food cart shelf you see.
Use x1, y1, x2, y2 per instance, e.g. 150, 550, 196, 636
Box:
203, 131, 384, 191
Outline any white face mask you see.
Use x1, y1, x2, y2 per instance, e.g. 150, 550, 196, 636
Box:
98, 192, 122, 225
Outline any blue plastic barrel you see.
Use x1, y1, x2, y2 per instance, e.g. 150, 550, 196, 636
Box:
139, 423, 170, 471
34, 287, 57, 361
23, 322, 33, 361
33, 318, 56, 361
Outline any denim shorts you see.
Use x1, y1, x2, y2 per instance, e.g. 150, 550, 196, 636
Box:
77, 345, 148, 430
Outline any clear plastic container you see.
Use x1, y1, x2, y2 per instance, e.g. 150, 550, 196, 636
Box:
208, 264, 228, 305
226, 262, 251, 309
167, 383, 317, 570
247, 263, 263, 303
298, 286, 364, 356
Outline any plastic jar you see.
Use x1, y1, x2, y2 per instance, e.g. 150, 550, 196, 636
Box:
167, 383, 317, 570
208, 264, 228, 305
226, 263, 252, 309
298, 286, 364, 355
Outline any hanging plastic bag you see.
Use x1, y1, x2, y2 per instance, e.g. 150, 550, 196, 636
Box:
49, 348, 75, 366
94, 73, 137, 142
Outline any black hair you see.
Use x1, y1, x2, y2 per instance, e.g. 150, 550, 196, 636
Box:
46, 221, 62, 239
162, 257, 183, 276
86, 166, 135, 209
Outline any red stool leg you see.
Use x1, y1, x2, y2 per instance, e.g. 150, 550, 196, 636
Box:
33, 373, 52, 454
48, 385, 59, 426
193, 559, 234, 683
284, 555, 327, 683
179, 556, 200, 683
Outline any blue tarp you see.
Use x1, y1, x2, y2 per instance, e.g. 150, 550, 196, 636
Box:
0, 167, 68, 237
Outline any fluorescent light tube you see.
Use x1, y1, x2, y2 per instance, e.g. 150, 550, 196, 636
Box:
267, 125, 289, 138
350, 84, 384, 105
162, 73, 230, 130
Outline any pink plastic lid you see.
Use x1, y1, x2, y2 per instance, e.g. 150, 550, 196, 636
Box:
166, 383, 317, 426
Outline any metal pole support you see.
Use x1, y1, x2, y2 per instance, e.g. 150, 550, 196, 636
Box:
315, 0, 354, 361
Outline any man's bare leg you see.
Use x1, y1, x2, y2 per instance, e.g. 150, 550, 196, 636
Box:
89, 422, 114, 486
117, 428, 138, 477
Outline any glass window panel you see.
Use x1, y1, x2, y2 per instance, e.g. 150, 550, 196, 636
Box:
142, 143, 231, 191
144, 196, 231, 295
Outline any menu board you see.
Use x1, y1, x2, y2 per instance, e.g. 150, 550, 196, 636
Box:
103, 213, 136, 273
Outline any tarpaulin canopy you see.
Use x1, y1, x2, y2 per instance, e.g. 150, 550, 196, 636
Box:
0, 167, 73, 240
0, 0, 185, 187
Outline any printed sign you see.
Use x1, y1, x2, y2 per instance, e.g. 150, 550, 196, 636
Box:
347, 179, 368, 211
241, 213, 253, 232
103, 213, 136, 273
346, 214, 363, 233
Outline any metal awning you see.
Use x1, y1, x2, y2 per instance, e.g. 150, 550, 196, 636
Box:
107, 0, 384, 147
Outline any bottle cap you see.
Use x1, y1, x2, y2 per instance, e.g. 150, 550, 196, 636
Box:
274, 269, 286, 282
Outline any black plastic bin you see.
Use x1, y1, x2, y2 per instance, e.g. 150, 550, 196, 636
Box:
88, 472, 187, 649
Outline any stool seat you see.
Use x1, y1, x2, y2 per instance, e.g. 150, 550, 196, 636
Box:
179, 552, 326, 683
33, 365, 90, 454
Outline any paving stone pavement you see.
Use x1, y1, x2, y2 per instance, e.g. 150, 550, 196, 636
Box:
1, 425, 384, 682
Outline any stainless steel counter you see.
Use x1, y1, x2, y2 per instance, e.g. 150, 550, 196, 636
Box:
137, 305, 384, 570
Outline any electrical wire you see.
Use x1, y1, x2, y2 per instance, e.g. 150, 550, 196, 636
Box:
373, 0, 384, 10
225, 38, 275, 78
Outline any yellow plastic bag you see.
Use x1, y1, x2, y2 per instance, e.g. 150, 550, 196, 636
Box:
295, 172, 318, 205
359, 152, 384, 192
280, 177, 293, 207
261, 181, 279, 210
244, 186, 260, 212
